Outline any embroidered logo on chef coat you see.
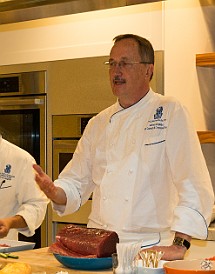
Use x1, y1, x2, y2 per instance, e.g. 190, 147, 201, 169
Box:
0, 164, 15, 184
145, 106, 167, 131
4, 164, 11, 174
0, 179, 11, 189
154, 106, 163, 119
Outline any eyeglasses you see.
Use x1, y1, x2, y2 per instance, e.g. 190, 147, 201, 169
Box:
104, 60, 151, 70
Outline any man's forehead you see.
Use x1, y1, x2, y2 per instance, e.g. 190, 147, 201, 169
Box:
110, 39, 140, 57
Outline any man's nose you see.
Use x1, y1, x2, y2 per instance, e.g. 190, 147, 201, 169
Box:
113, 64, 123, 74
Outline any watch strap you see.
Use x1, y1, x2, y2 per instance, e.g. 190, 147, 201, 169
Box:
173, 237, 190, 250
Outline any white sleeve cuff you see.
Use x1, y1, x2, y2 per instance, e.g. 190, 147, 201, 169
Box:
53, 180, 81, 216
171, 206, 208, 239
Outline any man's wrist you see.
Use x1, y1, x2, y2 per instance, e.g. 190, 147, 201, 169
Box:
173, 236, 191, 250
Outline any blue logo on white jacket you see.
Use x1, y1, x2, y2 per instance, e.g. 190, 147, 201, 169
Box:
4, 164, 11, 174
154, 106, 163, 119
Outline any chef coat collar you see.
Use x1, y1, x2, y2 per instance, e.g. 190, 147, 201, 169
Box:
109, 88, 154, 122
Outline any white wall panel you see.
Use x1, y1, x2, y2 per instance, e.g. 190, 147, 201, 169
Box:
0, 2, 163, 65
164, 0, 215, 130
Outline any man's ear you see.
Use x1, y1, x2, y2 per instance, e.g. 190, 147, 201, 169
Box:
145, 64, 154, 80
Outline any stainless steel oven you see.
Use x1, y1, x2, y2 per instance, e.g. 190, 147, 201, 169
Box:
0, 71, 47, 248
52, 114, 96, 240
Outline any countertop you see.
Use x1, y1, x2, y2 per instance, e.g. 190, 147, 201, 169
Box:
0, 240, 214, 273
185, 239, 215, 260
0, 247, 112, 274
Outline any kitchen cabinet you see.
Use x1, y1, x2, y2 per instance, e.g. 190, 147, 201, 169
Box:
196, 53, 215, 67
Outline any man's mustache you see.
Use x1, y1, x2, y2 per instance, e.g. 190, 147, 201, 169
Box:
113, 76, 126, 83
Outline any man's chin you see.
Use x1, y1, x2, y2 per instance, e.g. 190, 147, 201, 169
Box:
112, 85, 125, 96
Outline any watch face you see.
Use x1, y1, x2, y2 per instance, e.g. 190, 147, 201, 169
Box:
174, 238, 183, 246
173, 237, 190, 250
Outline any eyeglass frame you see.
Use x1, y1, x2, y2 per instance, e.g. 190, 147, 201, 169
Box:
104, 60, 152, 70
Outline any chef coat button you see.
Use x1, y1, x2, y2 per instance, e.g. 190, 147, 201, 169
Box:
128, 169, 133, 175
125, 198, 129, 202
103, 224, 108, 228
132, 139, 136, 144
103, 196, 107, 200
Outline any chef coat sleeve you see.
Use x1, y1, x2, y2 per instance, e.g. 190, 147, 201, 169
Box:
166, 102, 214, 239
15, 156, 49, 237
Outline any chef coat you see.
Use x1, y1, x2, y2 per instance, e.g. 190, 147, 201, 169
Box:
0, 136, 49, 240
54, 89, 214, 245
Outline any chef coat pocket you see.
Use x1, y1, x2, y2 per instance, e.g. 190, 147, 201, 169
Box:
142, 136, 166, 166
144, 136, 166, 146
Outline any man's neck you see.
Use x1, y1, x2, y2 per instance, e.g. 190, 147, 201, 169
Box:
119, 89, 150, 109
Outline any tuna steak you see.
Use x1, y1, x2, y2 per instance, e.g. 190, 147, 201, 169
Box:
49, 224, 119, 258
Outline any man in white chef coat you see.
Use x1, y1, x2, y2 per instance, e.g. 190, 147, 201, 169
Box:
0, 135, 49, 241
33, 34, 214, 260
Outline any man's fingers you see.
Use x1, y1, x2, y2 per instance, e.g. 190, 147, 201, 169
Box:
33, 164, 44, 175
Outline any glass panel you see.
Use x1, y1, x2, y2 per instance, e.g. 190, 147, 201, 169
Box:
201, 143, 215, 194
59, 152, 73, 173
0, 76, 19, 93
0, 109, 40, 163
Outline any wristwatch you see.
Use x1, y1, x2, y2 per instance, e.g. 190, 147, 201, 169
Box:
173, 237, 191, 250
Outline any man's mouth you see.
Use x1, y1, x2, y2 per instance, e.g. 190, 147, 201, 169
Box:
113, 76, 126, 85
